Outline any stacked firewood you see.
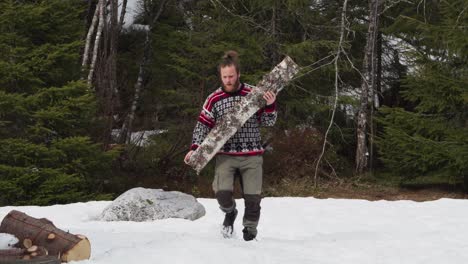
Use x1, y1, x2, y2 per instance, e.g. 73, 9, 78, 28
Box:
0, 210, 91, 263
0, 245, 48, 261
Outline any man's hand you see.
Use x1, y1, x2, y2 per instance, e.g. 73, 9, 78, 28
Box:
184, 150, 194, 164
263, 91, 276, 106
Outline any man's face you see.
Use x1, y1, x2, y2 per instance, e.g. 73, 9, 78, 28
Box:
220, 65, 240, 92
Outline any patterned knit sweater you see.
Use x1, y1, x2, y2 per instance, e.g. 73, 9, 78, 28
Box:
190, 83, 277, 156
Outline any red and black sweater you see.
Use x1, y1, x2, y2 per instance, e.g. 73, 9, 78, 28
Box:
190, 83, 277, 156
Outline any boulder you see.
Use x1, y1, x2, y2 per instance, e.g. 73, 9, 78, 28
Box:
99, 188, 205, 221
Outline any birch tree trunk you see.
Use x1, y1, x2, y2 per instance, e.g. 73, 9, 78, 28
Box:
109, 0, 119, 96
119, 28, 151, 144
119, 0, 169, 144
355, 0, 381, 174
87, 0, 105, 87
82, 3, 99, 69
187, 56, 300, 174
119, 0, 128, 31
369, 29, 383, 171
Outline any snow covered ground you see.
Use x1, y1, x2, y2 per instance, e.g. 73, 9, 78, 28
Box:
1, 197, 468, 264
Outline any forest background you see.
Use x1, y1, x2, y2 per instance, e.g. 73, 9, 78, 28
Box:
0, 0, 466, 206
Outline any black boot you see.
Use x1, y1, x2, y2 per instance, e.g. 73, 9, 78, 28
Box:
242, 227, 257, 241
221, 209, 238, 238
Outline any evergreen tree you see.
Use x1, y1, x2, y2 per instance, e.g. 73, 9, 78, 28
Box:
376, 0, 468, 187
0, 0, 119, 205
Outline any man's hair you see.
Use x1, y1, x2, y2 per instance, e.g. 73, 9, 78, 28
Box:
218, 50, 240, 73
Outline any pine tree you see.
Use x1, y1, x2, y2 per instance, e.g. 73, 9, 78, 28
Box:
0, 0, 119, 205
376, 0, 468, 188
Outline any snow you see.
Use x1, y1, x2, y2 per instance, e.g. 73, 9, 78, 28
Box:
1, 197, 468, 264
119, 0, 139, 27
0, 233, 18, 249
111, 129, 167, 146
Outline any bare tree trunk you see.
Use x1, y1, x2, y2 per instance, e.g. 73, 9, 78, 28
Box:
375, 30, 382, 109
187, 57, 300, 174
369, 30, 383, 172
355, 0, 381, 174
119, 0, 169, 144
87, 0, 105, 87
119, 0, 128, 31
109, 0, 119, 96
79, 0, 127, 145
119, 29, 151, 144
314, 0, 349, 187
82, 4, 99, 70
85, 0, 98, 29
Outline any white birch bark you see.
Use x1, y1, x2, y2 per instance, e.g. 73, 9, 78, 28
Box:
119, 0, 168, 144
82, 5, 99, 68
187, 56, 300, 174
120, 29, 150, 144
87, 0, 106, 87
118, 0, 128, 31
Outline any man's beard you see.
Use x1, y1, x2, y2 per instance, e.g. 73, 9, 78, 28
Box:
222, 80, 240, 92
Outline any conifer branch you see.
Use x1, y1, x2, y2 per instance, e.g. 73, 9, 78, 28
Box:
209, 0, 269, 32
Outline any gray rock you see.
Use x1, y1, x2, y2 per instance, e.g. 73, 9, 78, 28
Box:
99, 188, 205, 221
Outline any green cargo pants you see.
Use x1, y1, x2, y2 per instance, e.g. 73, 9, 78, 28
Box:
213, 154, 263, 233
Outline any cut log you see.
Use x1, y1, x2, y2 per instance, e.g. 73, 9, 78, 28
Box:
47, 233, 55, 240
0, 210, 91, 263
60, 237, 91, 262
37, 247, 48, 257
23, 238, 32, 249
187, 56, 300, 173
0, 246, 47, 258
0, 248, 26, 261
27, 246, 38, 253
1, 256, 60, 264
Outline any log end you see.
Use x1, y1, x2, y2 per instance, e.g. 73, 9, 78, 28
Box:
47, 233, 56, 240
23, 238, 33, 249
61, 235, 91, 263
27, 245, 38, 253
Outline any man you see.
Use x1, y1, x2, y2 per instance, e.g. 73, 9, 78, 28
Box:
184, 50, 277, 241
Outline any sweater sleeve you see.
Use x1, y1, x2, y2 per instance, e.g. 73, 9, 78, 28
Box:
190, 98, 216, 150
258, 101, 277, 127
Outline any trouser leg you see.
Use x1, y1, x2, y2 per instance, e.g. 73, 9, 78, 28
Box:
242, 194, 261, 235
213, 155, 237, 213
239, 155, 263, 234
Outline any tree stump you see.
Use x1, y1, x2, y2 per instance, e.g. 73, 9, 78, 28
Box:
0, 210, 91, 263
187, 56, 300, 173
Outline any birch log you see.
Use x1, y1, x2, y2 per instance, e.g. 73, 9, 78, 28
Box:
0, 210, 91, 263
187, 56, 300, 174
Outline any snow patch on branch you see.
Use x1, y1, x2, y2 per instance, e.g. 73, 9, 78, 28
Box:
111, 129, 167, 147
